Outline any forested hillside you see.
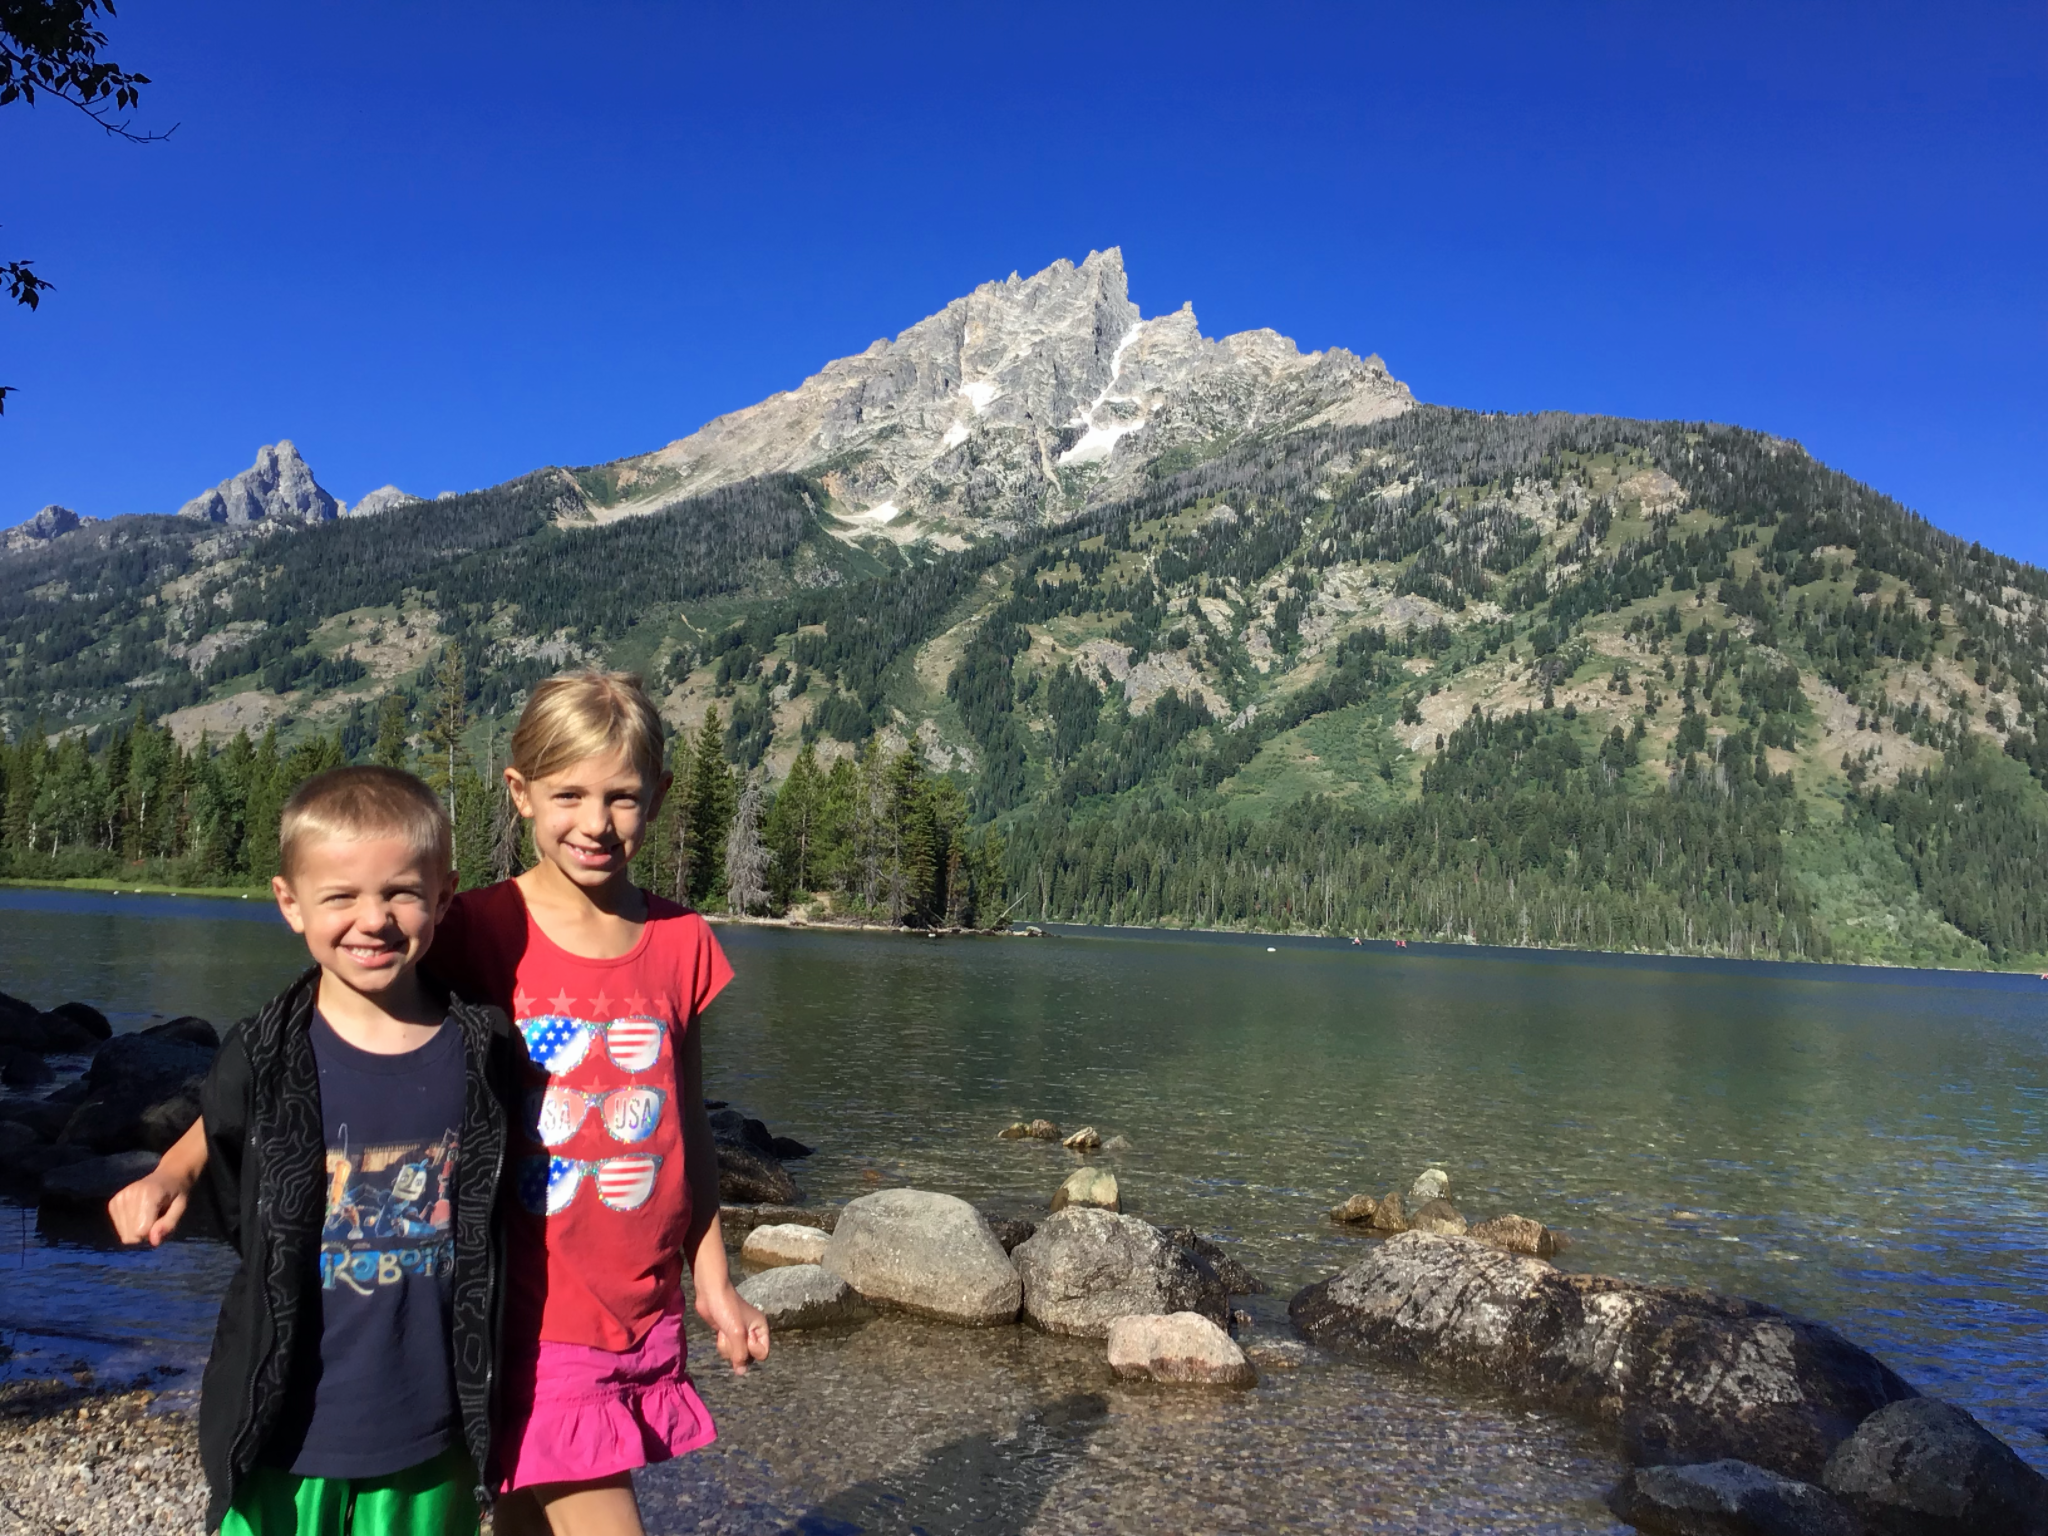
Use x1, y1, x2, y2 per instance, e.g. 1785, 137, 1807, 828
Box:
4, 408, 2045, 967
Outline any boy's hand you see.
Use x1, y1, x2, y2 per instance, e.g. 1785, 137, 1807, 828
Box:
694, 1280, 769, 1374
108, 1172, 189, 1247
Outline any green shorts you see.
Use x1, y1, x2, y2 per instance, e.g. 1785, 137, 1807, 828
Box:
221, 1443, 478, 1536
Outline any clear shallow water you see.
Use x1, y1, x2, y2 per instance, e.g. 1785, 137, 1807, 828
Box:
2, 888, 2044, 1530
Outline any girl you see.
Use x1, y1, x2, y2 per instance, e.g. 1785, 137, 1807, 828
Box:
431, 670, 768, 1536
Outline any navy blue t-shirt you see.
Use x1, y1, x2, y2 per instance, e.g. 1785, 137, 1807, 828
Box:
266, 1015, 466, 1479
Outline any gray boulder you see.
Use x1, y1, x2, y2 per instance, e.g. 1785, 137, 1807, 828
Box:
143, 1016, 219, 1050
1288, 1232, 1916, 1481
38, 1150, 162, 1214
0, 992, 49, 1053
45, 1001, 112, 1044
737, 1265, 872, 1331
1012, 1207, 1228, 1338
1409, 1198, 1468, 1235
1107, 1312, 1256, 1388
1608, 1460, 1862, 1536
2, 1048, 54, 1087
1409, 1167, 1450, 1204
0, 1141, 93, 1192
821, 1189, 1021, 1327
0, 1097, 74, 1142
1822, 1397, 2048, 1536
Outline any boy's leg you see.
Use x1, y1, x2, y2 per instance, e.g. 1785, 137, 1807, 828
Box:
343, 1445, 481, 1536
219, 1464, 351, 1535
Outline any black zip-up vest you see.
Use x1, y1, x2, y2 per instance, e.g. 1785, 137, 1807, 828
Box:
193, 968, 518, 1530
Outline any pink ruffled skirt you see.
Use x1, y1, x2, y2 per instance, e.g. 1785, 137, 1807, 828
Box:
495, 1304, 717, 1492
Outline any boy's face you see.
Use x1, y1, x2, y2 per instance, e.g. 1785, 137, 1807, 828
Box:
505, 746, 670, 890
273, 836, 454, 996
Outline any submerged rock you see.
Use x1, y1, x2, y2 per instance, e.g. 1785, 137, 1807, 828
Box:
737, 1264, 873, 1331
1012, 1207, 1227, 1338
1329, 1194, 1379, 1225
741, 1222, 830, 1268
997, 1121, 1033, 1140
1050, 1166, 1119, 1213
1409, 1198, 1467, 1236
822, 1189, 1021, 1327
1470, 1213, 1563, 1258
1026, 1119, 1061, 1141
1062, 1126, 1102, 1152
1102, 1134, 1132, 1153
1608, 1459, 1861, 1536
1107, 1312, 1255, 1388
1288, 1232, 1917, 1481
1821, 1397, 2048, 1536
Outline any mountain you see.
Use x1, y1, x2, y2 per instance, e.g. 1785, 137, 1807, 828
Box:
581, 247, 1413, 533
3, 250, 2045, 967
176, 440, 340, 527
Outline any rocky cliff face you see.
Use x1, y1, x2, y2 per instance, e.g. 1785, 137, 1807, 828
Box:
343, 484, 419, 517
177, 441, 339, 527
603, 247, 1412, 530
3, 504, 90, 552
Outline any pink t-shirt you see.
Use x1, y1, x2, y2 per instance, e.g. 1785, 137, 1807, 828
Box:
431, 881, 732, 1352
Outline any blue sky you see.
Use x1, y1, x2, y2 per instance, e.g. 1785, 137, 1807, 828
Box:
4, 2, 2043, 561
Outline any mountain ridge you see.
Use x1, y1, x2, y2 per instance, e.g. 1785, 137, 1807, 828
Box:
2, 251, 2044, 968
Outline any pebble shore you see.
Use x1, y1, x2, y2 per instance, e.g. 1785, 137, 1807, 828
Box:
0, 1380, 207, 1536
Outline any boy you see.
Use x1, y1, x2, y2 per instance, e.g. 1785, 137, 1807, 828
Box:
109, 766, 519, 1535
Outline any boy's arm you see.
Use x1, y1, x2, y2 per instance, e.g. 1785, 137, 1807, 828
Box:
108, 1116, 209, 1246
677, 1016, 768, 1374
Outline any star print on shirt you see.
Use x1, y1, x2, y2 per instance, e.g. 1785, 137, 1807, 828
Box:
587, 989, 613, 1019
623, 992, 652, 1019
549, 988, 577, 1016
513, 988, 537, 1019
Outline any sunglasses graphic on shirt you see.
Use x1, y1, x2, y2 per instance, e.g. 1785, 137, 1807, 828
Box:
518, 1015, 665, 1075
517, 1153, 661, 1216
526, 1085, 666, 1148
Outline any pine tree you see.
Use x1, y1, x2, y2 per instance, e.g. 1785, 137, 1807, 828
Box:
683, 705, 736, 907
764, 740, 822, 901
371, 693, 410, 769
422, 648, 467, 811
723, 777, 773, 915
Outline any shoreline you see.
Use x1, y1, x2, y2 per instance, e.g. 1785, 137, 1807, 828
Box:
7, 876, 2046, 978
0, 1378, 207, 1535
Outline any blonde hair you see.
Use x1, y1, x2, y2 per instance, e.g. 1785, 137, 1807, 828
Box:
278, 766, 452, 882
510, 670, 667, 785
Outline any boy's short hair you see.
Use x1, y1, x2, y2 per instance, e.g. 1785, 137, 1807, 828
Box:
510, 670, 667, 785
278, 765, 453, 882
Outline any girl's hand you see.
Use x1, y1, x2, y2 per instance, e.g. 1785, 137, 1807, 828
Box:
108, 1172, 189, 1247
694, 1280, 770, 1374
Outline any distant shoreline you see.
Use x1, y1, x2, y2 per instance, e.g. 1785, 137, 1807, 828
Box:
6, 878, 2044, 979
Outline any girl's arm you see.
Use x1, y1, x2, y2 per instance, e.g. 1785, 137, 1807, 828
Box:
677, 1014, 769, 1373
108, 1113, 210, 1245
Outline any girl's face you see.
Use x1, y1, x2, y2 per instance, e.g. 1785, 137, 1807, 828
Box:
506, 746, 669, 890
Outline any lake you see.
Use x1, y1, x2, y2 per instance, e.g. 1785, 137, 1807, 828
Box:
2, 887, 2044, 1532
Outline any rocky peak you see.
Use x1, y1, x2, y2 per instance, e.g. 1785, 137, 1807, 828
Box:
4, 504, 88, 552
344, 484, 420, 518
625, 246, 1413, 530
177, 441, 339, 527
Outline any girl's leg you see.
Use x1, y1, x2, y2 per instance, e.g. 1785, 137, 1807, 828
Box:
492, 1474, 643, 1536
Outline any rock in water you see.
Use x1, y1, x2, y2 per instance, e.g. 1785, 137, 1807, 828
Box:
1607, 1460, 1862, 1536
46, 1001, 112, 1043
821, 1189, 1021, 1326
1062, 1126, 1102, 1152
720, 1203, 836, 1244
1469, 1213, 1562, 1258
741, 1223, 830, 1268
1027, 1119, 1061, 1141
1368, 1190, 1408, 1232
2, 1048, 54, 1087
1409, 1167, 1450, 1204
714, 1141, 800, 1204
977, 1211, 1038, 1253
143, 1016, 219, 1050
1158, 1227, 1266, 1295
1288, 1232, 1916, 1480
737, 1265, 872, 1331
1822, 1397, 2048, 1536
62, 1032, 215, 1154
1102, 1134, 1133, 1153
1107, 1313, 1256, 1388
1329, 1194, 1379, 1225
1012, 1207, 1228, 1338
38, 1150, 163, 1213
1050, 1166, 1120, 1213
997, 1121, 1032, 1140
1409, 1198, 1468, 1236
